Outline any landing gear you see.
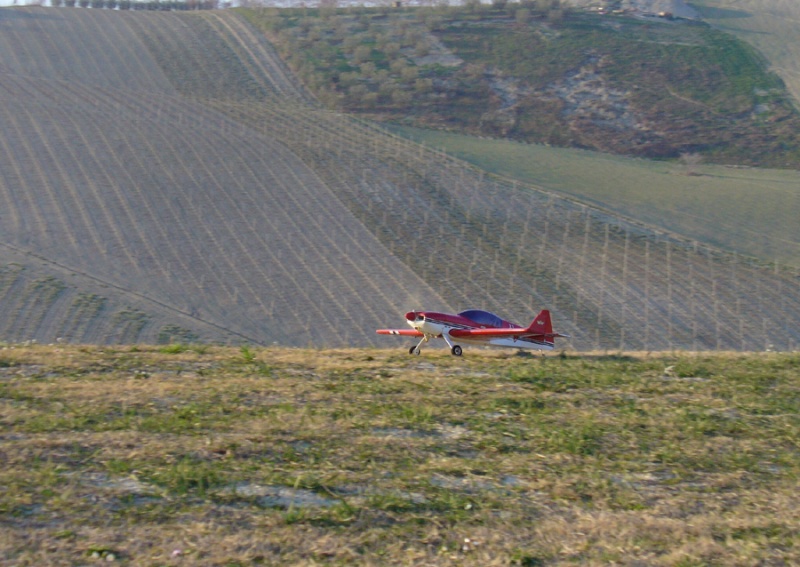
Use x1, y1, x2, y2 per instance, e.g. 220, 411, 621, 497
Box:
406, 334, 462, 356
409, 334, 429, 356
441, 332, 462, 356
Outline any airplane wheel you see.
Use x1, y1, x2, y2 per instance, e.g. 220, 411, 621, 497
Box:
451, 345, 462, 357
409, 345, 420, 356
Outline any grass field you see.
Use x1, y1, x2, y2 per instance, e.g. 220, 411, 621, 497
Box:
694, 0, 800, 109
387, 124, 800, 266
1, 345, 798, 565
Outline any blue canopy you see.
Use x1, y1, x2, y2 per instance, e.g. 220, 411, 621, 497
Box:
458, 309, 505, 328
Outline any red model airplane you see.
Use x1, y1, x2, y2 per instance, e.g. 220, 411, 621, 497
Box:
377, 309, 569, 356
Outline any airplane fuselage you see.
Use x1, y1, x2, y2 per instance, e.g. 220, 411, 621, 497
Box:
378, 308, 567, 356
405, 310, 558, 351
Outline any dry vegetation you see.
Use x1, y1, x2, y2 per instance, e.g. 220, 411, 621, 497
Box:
243, 4, 800, 167
1, 345, 798, 565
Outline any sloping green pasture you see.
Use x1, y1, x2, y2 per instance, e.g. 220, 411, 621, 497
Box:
1, 346, 798, 565
388, 125, 800, 266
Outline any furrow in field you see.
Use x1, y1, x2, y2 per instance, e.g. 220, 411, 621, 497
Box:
205, 136, 376, 341
149, 113, 343, 343
186, 104, 431, 342
262, 105, 588, 328
198, 12, 286, 100
6, 277, 66, 342
216, 12, 316, 103
21, 85, 142, 275
0, 112, 28, 238
66, 94, 246, 333
199, 101, 454, 328
108, 106, 275, 338
213, 102, 513, 312
87, 9, 178, 93
0, 84, 75, 254
212, 114, 406, 336
126, 11, 268, 102
53, 81, 179, 282
0, 266, 25, 338
108, 308, 151, 344
3, 78, 266, 342
54, 293, 108, 343
9, 86, 125, 268
103, 85, 376, 342
37, 75, 444, 344
0, 9, 59, 81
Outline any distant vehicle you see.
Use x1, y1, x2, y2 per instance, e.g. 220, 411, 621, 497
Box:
377, 309, 569, 356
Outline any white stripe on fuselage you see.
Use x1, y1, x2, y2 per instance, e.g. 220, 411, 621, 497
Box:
454, 335, 555, 350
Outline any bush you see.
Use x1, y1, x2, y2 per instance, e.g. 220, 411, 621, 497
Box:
401, 65, 418, 82
353, 45, 372, 65
391, 89, 412, 105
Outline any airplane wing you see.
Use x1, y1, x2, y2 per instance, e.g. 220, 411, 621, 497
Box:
376, 329, 424, 337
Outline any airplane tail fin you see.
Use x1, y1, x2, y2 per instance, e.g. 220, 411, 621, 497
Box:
526, 310, 569, 346
527, 310, 554, 335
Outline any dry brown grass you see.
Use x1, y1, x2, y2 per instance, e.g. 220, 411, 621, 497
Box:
1, 345, 798, 565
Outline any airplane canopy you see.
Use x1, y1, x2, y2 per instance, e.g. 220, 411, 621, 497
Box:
457, 309, 505, 328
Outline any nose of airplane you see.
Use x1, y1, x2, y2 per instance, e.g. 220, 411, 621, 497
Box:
405, 311, 417, 322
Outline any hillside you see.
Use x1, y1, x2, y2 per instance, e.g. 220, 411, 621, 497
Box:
0, 8, 451, 347
242, 4, 800, 168
1, 6, 800, 350
1, 346, 798, 565
694, 0, 800, 110
387, 125, 800, 266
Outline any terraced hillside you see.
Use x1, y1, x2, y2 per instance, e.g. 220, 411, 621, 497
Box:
1, 6, 799, 350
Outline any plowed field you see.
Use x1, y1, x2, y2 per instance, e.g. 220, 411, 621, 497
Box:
1, 6, 799, 350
